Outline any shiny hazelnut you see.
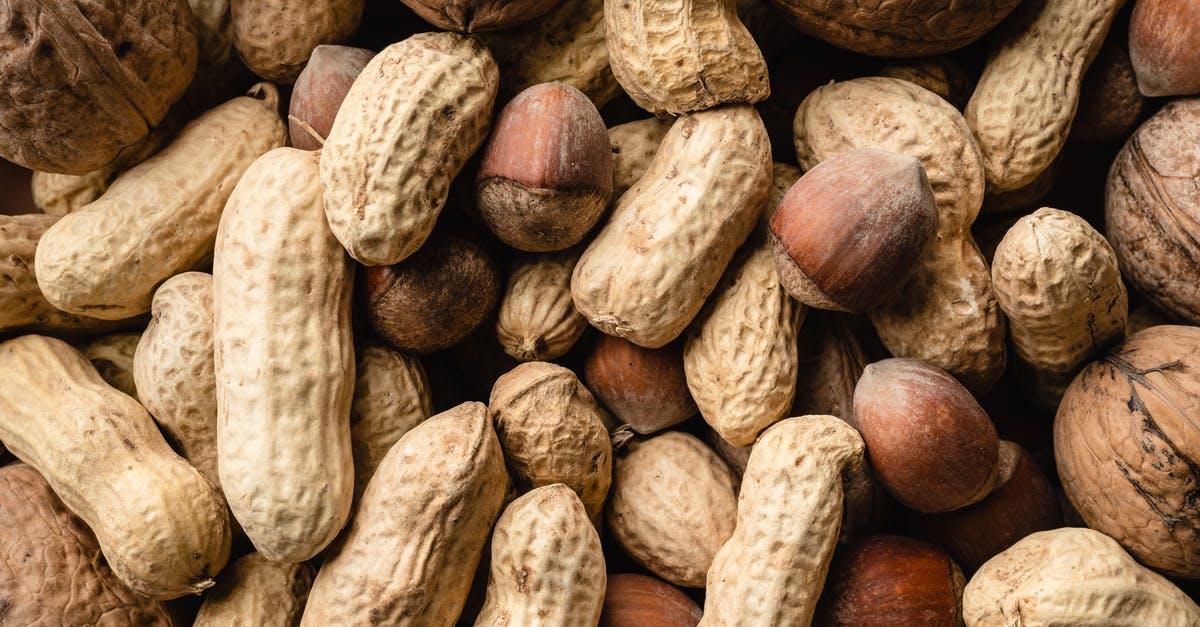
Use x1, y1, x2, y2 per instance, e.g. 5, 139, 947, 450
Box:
288, 45, 375, 151
583, 334, 697, 434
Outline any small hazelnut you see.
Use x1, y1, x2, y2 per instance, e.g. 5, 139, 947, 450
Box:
583, 334, 697, 434
1129, 0, 1200, 97
289, 45, 375, 151
600, 573, 701, 627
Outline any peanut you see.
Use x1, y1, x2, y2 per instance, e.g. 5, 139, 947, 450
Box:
78, 331, 141, 402
608, 117, 673, 200
193, 552, 315, 627
230, 0, 363, 83
496, 250, 589, 362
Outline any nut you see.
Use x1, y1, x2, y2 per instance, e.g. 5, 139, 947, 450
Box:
584, 334, 697, 434
78, 331, 141, 402
496, 250, 589, 362
1071, 44, 1147, 143
1129, 0, 1200, 97
230, 0, 363, 83
791, 311, 872, 420
400, 0, 561, 32
193, 552, 315, 626
608, 117, 673, 200
288, 45, 375, 150
601, 573, 702, 627
880, 56, 972, 110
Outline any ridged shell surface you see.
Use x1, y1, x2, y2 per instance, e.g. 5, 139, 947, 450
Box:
496, 251, 588, 362
230, 0, 363, 82
194, 552, 315, 627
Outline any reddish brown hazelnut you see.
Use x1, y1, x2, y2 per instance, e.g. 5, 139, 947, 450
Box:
288, 45, 375, 150
600, 573, 702, 627
583, 334, 697, 434
852, 358, 1000, 514
476, 82, 612, 252
769, 148, 938, 313
1129, 0, 1200, 97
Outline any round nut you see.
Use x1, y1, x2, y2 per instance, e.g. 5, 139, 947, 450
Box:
288, 45, 375, 151
230, 0, 364, 83
400, 0, 561, 32
583, 333, 697, 434
600, 573, 701, 627
1071, 44, 1146, 143
1129, 0, 1200, 97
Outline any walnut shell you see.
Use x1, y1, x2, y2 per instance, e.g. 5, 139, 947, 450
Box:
401, 0, 561, 32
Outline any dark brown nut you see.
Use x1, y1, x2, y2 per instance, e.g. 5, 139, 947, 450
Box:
880, 56, 972, 110
1055, 325, 1200, 578
1105, 98, 1200, 324
288, 45, 375, 151
400, 0, 561, 32
909, 441, 1062, 573
1129, 0, 1200, 96
0, 0, 199, 174
852, 358, 1000, 514
476, 82, 612, 252
770, 149, 938, 313
815, 534, 965, 627
230, 0, 364, 83
791, 311, 872, 421
583, 333, 697, 434
1070, 44, 1147, 143
600, 573, 702, 627
766, 0, 1022, 57
363, 235, 501, 354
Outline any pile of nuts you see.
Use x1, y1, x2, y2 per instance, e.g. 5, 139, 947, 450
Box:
2, 0, 1200, 624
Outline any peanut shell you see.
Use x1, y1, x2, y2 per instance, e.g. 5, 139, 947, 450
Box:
608, 117, 673, 200
193, 552, 315, 627
230, 0, 363, 83
496, 250, 588, 362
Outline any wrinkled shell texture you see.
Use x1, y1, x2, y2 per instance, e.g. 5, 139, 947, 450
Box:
79, 331, 141, 401
992, 207, 1128, 411
605, 0, 768, 116
301, 402, 508, 626
0, 463, 173, 626
685, 239, 803, 447
760, 162, 802, 228
193, 552, 315, 627
1055, 325, 1200, 578
964, 0, 1123, 192
608, 117, 673, 200
496, 250, 588, 362
477, 485, 606, 626
402, 0, 561, 32
795, 77, 1005, 393
964, 528, 1200, 626
701, 416, 867, 626
0, 335, 230, 600
1106, 98, 1200, 324
350, 345, 433, 503
321, 32, 498, 266
31, 125, 172, 216
230, 0, 363, 82
489, 361, 612, 521
608, 432, 737, 588
0, 0, 198, 173
879, 56, 970, 109
573, 105, 771, 348
35, 86, 286, 320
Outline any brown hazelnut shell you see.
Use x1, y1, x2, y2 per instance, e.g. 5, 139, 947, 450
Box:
600, 573, 701, 627
289, 45, 375, 151
1129, 0, 1200, 97
583, 334, 697, 434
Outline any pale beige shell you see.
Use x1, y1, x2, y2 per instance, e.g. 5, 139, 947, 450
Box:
230, 0, 363, 83
350, 344, 433, 504
964, 0, 1124, 192
321, 32, 498, 266
991, 208, 1128, 411
700, 415, 868, 626
214, 148, 355, 563
32, 128, 172, 216
963, 528, 1200, 626
573, 105, 772, 348
489, 362, 613, 521
607, 431, 737, 588
194, 552, 315, 627
78, 331, 141, 401
476, 484, 606, 627
35, 85, 286, 320
0, 335, 230, 600
794, 77, 1006, 393
759, 162, 802, 227
497, 251, 588, 362
482, 0, 621, 106
609, 117, 674, 201
301, 402, 509, 626
685, 238, 803, 447
605, 0, 768, 116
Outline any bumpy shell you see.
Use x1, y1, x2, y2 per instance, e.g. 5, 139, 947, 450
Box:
301, 402, 509, 626
608, 117, 673, 200
230, 0, 363, 82
193, 552, 315, 627
0, 0, 198, 174
700, 416, 868, 626
1055, 326, 1200, 578
476, 485, 606, 626
0, 463, 173, 625
605, 0, 768, 116
760, 162, 802, 225
991, 208, 1128, 411
78, 331, 141, 401
32, 127, 171, 216
795, 77, 1006, 394
964, 0, 1124, 192
0, 335, 231, 599
791, 311, 871, 420
321, 32, 498, 266
489, 362, 613, 521
685, 237, 803, 447
497, 250, 588, 362
607, 432, 737, 588
573, 105, 772, 348
35, 85, 286, 320
402, 0, 561, 32
963, 528, 1200, 626
214, 148, 355, 563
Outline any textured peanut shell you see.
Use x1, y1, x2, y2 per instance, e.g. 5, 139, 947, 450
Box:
301, 402, 509, 626
193, 552, 314, 627
607, 432, 737, 588
963, 528, 1200, 626
608, 117, 673, 200
78, 331, 141, 401
496, 250, 588, 362
605, 0, 768, 116
685, 237, 803, 447
186, 0, 255, 112
214, 148, 354, 563
489, 362, 613, 521
476, 485, 606, 626
31, 127, 171, 216
700, 416, 867, 626
0, 463, 173, 626
230, 0, 363, 82
964, 0, 1123, 192
991, 207, 1127, 411
760, 162, 802, 226
794, 77, 1006, 393
321, 32, 498, 266
573, 105, 772, 348
0, 335, 231, 599
35, 85, 286, 319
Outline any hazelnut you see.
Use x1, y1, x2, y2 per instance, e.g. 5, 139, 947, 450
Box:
600, 573, 702, 627
1070, 44, 1146, 143
769, 149, 938, 313
400, 0, 562, 33
289, 45, 375, 151
583, 334, 697, 434
791, 310, 873, 420
1129, 0, 1200, 97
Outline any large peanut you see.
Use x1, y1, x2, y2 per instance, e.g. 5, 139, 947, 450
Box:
193, 552, 315, 627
